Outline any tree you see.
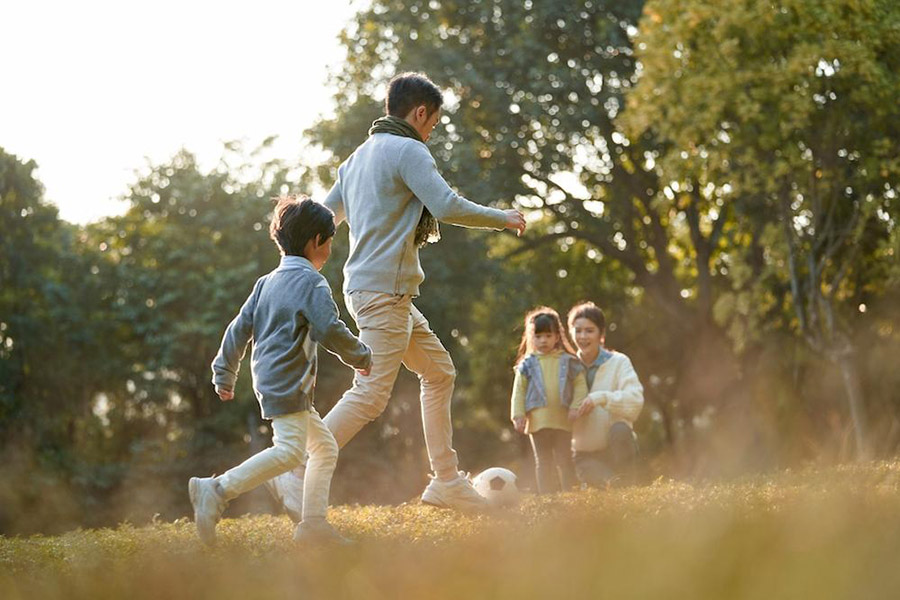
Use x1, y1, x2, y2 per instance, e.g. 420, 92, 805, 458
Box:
0, 148, 125, 532
623, 0, 900, 457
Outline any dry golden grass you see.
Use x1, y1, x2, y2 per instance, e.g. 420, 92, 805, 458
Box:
3, 462, 900, 599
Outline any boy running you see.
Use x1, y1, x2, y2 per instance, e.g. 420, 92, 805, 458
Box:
189, 195, 371, 545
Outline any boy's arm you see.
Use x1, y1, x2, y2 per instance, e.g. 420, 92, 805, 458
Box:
323, 177, 346, 226
588, 356, 644, 423
211, 278, 263, 393
303, 276, 372, 370
398, 142, 512, 230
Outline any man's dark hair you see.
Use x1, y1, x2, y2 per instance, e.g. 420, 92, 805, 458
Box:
269, 195, 335, 257
386, 72, 443, 118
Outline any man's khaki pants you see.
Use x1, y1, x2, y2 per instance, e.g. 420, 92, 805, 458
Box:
324, 290, 459, 480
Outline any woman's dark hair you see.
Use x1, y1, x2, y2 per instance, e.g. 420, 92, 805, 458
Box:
567, 301, 607, 334
515, 306, 577, 365
269, 195, 335, 257
386, 72, 443, 118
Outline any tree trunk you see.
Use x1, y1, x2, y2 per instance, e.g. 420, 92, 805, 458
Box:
836, 355, 869, 461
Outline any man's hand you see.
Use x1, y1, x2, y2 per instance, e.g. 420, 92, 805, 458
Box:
512, 416, 527, 434
216, 386, 234, 401
503, 209, 526, 237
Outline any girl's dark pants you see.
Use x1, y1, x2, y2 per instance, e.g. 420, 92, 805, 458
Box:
529, 428, 577, 493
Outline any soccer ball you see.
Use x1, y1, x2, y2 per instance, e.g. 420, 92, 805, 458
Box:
472, 467, 520, 507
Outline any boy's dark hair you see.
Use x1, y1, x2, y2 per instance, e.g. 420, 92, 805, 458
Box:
567, 301, 607, 334
269, 195, 335, 257
386, 72, 443, 118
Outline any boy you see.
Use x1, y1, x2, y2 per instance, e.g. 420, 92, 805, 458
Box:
189, 195, 372, 546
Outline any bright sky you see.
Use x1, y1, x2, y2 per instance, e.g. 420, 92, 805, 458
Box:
2, 0, 365, 224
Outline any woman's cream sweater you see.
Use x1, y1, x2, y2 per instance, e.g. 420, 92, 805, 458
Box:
571, 351, 644, 453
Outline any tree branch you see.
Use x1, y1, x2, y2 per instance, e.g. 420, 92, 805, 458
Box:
500, 232, 571, 259
709, 202, 728, 250
685, 188, 713, 311
780, 192, 812, 345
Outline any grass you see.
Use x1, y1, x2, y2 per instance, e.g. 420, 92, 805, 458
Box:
3, 462, 900, 599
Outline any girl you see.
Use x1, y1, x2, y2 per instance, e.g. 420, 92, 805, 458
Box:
567, 301, 644, 487
510, 307, 587, 493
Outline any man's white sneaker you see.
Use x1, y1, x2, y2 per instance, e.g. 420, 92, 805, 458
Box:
188, 476, 227, 546
263, 464, 305, 524
420, 471, 488, 511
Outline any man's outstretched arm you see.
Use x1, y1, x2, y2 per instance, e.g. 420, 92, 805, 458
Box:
398, 142, 525, 235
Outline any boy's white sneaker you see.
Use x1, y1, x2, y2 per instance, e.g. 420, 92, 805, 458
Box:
263, 464, 305, 524
188, 476, 227, 546
420, 471, 488, 511
293, 518, 354, 546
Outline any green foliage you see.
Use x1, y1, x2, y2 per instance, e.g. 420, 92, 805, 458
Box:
0, 148, 74, 434
624, 0, 900, 455
0, 148, 124, 532
4, 463, 900, 599
625, 0, 900, 343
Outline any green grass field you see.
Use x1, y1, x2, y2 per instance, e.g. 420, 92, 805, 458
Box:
3, 462, 900, 599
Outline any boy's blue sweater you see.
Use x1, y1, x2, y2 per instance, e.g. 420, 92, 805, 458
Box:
211, 255, 372, 419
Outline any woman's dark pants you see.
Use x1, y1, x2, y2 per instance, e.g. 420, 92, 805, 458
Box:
574, 422, 639, 487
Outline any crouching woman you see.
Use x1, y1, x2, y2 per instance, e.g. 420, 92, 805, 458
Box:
567, 302, 643, 487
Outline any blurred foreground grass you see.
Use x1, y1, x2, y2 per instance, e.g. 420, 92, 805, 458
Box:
3, 462, 900, 599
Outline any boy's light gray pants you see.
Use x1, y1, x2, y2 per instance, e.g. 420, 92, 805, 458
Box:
217, 408, 337, 520
325, 290, 459, 480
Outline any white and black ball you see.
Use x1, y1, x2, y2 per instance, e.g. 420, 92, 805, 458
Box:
472, 467, 521, 507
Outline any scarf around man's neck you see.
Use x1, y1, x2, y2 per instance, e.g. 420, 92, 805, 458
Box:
369, 115, 441, 247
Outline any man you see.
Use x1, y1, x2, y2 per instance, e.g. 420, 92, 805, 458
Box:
266, 72, 526, 515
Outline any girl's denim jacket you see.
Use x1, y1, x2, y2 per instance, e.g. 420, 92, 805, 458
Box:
518, 352, 585, 411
